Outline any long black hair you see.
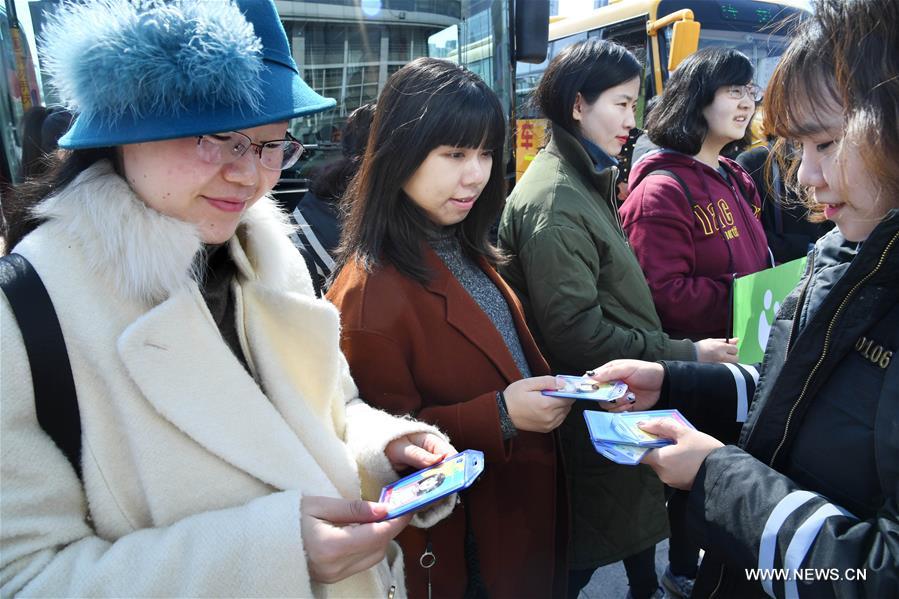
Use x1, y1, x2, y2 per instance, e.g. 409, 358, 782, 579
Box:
3, 148, 116, 253
308, 103, 375, 203
20, 106, 75, 179
533, 38, 641, 138
647, 47, 755, 156
336, 57, 506, 283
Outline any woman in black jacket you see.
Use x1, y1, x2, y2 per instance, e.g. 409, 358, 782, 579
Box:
591, 1, 899, 597
290, 103, 375, 296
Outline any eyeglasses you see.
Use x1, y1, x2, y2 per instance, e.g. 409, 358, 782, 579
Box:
725, 83, 763, 102
196, 130, 304, 171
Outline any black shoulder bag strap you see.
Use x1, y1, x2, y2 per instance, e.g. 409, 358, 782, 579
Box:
647, 169, 738, 338
719, 161, 755, 210
648, 169, 698, 208
0, 253, 82, 478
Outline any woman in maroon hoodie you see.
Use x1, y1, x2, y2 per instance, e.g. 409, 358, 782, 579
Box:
621, 47, 771, 342
619, 47, 771, 598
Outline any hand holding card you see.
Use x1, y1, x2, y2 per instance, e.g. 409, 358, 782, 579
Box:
379, 450, 484, 519
612, 410, 694, 447
639, 418, 724, 490
543, 375, 635, 404
583, 409, 696, 465
586, 360, 665, 413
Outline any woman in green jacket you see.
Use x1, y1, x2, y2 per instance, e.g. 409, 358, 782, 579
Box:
498, 39, 738, 599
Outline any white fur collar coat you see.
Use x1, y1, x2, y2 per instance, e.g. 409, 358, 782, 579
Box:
0, 161, 450, 597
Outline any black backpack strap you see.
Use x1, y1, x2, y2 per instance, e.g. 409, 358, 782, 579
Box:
0, 253, 82, 478
719, 161, 757, 211
647, 169, 699, 208
647, 169, 738, 337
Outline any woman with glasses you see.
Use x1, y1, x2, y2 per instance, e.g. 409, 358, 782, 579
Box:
622, 47, 771, 343
618, 47, 771, 597
0, 0, 456, 596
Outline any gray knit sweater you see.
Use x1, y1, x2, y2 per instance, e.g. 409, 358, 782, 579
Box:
429, 232, 532, 439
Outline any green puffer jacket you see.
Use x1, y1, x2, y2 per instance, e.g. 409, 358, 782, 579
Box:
498, 126, 694, 568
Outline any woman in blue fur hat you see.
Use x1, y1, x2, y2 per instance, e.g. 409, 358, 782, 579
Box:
0, 1, 456, 596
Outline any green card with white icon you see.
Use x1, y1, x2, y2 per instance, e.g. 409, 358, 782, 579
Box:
733, 257, 808, 363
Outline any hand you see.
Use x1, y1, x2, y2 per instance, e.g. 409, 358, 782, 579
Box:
695, 338, 739, 363
587, 360, 663, 413
617, 181, 630, 203
385, 432, 456, 472
640, 419, 724, 490
301, 495, 412, 584
504, 376, 574, 433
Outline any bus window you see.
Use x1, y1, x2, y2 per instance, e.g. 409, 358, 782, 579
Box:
514, 31, 585, 120
512, 30, 585, 174
600, 19, 648, 66
597, 18, 650, 123
658, 0, 802, 94
689, 29, 788, 91
474, 0, 808, 183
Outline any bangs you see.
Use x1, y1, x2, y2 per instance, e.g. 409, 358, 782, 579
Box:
426, 85, 505, 151
713, 54, 754, 88
765, 37, 841, 139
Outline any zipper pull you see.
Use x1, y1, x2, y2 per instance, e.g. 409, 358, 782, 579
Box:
420, 540, 436, 599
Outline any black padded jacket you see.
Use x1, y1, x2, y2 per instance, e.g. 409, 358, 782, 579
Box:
660, 209, 899, 598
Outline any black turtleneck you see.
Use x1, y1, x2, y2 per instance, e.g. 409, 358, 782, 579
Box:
199, 244, 251, 375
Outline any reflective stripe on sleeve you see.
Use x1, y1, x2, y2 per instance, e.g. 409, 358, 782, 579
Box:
293, 207, 336, 273
742, 363, 760, 386
759, 490, 818, 597
723, 363, 750, 422
783, 503, 856, 599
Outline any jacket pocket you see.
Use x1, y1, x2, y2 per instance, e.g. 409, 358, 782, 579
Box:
378, 540, 406, 598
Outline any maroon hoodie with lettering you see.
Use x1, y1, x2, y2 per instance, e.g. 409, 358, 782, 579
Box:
620, 149, 770, 339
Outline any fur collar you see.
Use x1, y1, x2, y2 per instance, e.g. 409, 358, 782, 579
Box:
32, 160, 300, 305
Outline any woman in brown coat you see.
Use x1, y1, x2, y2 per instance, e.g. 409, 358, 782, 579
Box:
328, 58, 573, 598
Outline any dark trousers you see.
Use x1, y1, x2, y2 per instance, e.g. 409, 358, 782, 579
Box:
667, 489, 699, 578
567, 545, 658, 599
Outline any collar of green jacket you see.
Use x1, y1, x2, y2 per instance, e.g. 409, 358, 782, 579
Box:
546, 124, 617, 196
580, 135, 619, 172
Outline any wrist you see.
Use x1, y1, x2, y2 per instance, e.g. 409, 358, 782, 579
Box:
656, 360, 671, 408
495, 391, 518, 440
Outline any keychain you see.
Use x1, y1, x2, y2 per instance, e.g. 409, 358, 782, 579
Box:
419, 540, 437, 599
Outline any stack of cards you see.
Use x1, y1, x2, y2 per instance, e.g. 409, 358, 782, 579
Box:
542, 375, 633, 404
583, 409, 695, 465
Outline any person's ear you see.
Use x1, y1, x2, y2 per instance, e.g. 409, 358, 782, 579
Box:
572, 92, 584, 123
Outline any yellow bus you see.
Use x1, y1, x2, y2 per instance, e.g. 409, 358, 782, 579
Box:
514, 0, 810, 178
440, 0, 809, 181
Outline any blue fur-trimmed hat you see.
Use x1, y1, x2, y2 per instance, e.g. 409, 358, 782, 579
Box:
44, 0, 335, 149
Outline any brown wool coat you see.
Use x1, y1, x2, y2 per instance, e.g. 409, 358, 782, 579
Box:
328, 247, 568, 599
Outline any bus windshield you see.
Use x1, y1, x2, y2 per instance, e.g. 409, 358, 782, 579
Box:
693, 28, 789, 91
659, 0, 808, 93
